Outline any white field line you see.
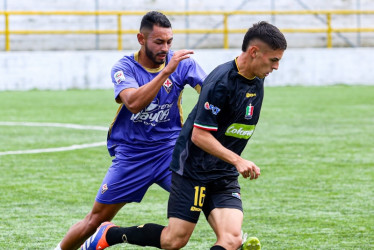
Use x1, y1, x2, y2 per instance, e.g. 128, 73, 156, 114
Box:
0, 142, 107, 156
0, 121, 108, 131
0, 122, 108, 156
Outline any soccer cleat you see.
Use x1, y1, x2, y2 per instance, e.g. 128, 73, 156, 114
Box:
81, 222, 117, 250
241, 236, 261, 250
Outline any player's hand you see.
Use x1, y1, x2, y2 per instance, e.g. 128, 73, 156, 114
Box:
163, 49, 194, 74
235, 159, 261, 180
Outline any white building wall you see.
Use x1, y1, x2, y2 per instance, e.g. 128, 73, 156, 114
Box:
0, 0, 374, 50
1, 48, 373, 91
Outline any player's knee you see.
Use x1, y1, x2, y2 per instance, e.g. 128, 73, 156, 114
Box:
162, 234, 189, 249
218, 232, 242, 250
168, 239, 188, 250
226, 233, 243, 249
234, 235, 244, 249
84, 213, 104, 232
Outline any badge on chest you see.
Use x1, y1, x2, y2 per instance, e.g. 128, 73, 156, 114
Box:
245, 103, 254, 120
163, 78, 173, 93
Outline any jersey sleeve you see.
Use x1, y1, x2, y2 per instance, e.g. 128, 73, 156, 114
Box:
193, 81, 228, 131
111, 62, 139, 99
180, 58, 206, 90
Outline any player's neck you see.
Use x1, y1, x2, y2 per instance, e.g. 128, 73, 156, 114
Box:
236, 54, 256, 80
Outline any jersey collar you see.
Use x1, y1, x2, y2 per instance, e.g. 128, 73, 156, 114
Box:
134, 51, 166, 73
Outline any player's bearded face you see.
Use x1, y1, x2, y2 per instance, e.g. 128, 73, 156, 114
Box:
145, 41, 168, 65
142, 26, 173, 65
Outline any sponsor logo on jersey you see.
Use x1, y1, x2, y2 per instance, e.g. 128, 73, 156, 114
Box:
245, 104, 254, 119
130, 99, 174, 126
190, 206, 202, 212
204, 102, 221, 115
114, 70, 126, 84
246, 93, 256, 98
232, 192, 241, 200
101, 183, 108, 194
163, 79, 173, 93
225, 123, 255, 139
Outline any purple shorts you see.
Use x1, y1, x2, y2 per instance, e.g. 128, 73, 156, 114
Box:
95, 143, 173, 204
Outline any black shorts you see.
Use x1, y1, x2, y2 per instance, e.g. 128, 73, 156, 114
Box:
167, 172, 242, 223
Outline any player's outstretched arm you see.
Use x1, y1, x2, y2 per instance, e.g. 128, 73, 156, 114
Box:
191, 127, 260, 180
118, 50, 194, 114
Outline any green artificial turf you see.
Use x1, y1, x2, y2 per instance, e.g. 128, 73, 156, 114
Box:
0, 86, 373, 249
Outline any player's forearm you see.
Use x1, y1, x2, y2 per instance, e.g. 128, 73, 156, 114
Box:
120, 70, 171, 113
191, 127, 241, 166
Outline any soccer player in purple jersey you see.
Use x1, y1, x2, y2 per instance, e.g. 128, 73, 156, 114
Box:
81, 21, 287, 250
55, 11, 206, 250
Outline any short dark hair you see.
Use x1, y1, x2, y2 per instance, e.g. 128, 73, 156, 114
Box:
242, 21, 287, 52
140, 11, 172, 31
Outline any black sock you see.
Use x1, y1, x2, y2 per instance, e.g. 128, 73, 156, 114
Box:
210, 245, 226, 250
106, 223, 165, 248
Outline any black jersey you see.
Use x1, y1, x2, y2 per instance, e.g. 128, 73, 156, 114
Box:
170, 59, 264, 181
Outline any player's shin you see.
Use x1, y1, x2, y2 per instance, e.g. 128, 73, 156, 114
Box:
107, 223, 165, 248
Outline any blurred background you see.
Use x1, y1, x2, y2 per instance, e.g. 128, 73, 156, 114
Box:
1, 0, 374, 90
1, 0, 373, 50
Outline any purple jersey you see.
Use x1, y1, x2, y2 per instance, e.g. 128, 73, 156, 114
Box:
107, 51, 206, 156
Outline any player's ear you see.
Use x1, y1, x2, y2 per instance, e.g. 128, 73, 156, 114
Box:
137, 33, 145, 45
248, 45, 259, 58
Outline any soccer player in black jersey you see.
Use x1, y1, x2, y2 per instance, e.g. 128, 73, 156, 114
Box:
81, 21, 287, 250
